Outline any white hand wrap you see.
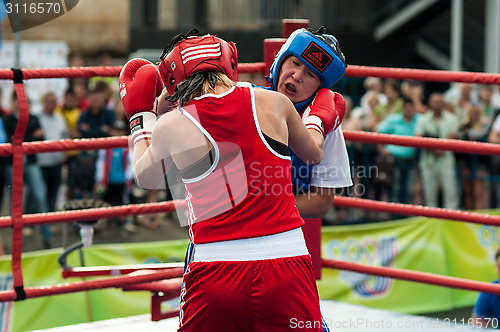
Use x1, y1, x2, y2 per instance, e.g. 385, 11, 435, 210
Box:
303, 115, 324, 136
129, 111, 157, 145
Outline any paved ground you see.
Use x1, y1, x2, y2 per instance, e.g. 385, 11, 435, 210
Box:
34, 302, 481, 332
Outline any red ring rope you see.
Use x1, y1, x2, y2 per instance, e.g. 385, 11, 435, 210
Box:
322, 259, 500, 295
0, 136, 130, 155
0, 198, 497, 229
0, 201, 181, 228
343, 130, 500, 156
1, 63, 500, 84
332, 197, 500, 225
0, 268, 183, 302
0, 62, 266, 80
345, 65, 500, 84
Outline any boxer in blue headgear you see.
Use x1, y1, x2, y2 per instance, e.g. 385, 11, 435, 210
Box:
266, 27, 352, 332
267, 27, 347, 110
266, 27, 351, 200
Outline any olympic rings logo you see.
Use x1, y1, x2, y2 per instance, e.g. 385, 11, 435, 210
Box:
324, 236, 398, 297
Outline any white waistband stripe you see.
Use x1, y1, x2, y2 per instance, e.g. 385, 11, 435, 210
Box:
192, 228, 309, 262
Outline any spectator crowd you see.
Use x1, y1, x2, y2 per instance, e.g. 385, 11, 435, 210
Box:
339, 77, 500, 224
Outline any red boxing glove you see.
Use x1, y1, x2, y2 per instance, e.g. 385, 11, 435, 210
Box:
303, 89, 346, 137
119, 58, 163, 119
119, 58, 163, 144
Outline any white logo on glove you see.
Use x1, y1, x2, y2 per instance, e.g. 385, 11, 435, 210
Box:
119, 85, 127, 99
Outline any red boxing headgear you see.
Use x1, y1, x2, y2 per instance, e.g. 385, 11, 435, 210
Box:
158, 34, 238, 95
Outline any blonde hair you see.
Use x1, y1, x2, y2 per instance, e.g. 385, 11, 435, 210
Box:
188, 71, 235, 102
462, 103, 487, 131
168, 71, 236, 107
364, 77, 382, 91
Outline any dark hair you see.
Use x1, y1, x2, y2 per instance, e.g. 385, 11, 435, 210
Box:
94, 80, 110, 93
87, 88, 101, 95
43, 91, 57, 101
384, 79, 400, 94
160, 28, 199, 60
407, 80, 423, 88
402, 97, 414, 106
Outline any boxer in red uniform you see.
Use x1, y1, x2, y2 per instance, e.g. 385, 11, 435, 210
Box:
118, 30, 339, 331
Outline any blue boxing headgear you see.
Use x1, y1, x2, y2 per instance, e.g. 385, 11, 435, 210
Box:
267, 27, 347, 92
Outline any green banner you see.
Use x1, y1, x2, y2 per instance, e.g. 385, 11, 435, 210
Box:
318, 215, 499, 314
440, 220, 500, 308
3, 239, 189, 332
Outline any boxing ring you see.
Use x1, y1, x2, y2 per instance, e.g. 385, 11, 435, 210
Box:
2, 28, 500, 329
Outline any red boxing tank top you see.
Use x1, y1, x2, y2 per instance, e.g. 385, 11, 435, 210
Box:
181, 83, 304, 244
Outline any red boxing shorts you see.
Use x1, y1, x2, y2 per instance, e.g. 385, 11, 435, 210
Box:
179, 246, 322, 331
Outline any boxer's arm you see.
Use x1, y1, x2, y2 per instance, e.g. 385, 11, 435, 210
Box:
119, 58, 167, 189
471, 313, 489, 328
308, 128, 324, 149
285, 94, 323, 165
472, 292, 495, 328
133, 118, 173, 190
295, 186, 335, 218
254, 87, 323, 162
